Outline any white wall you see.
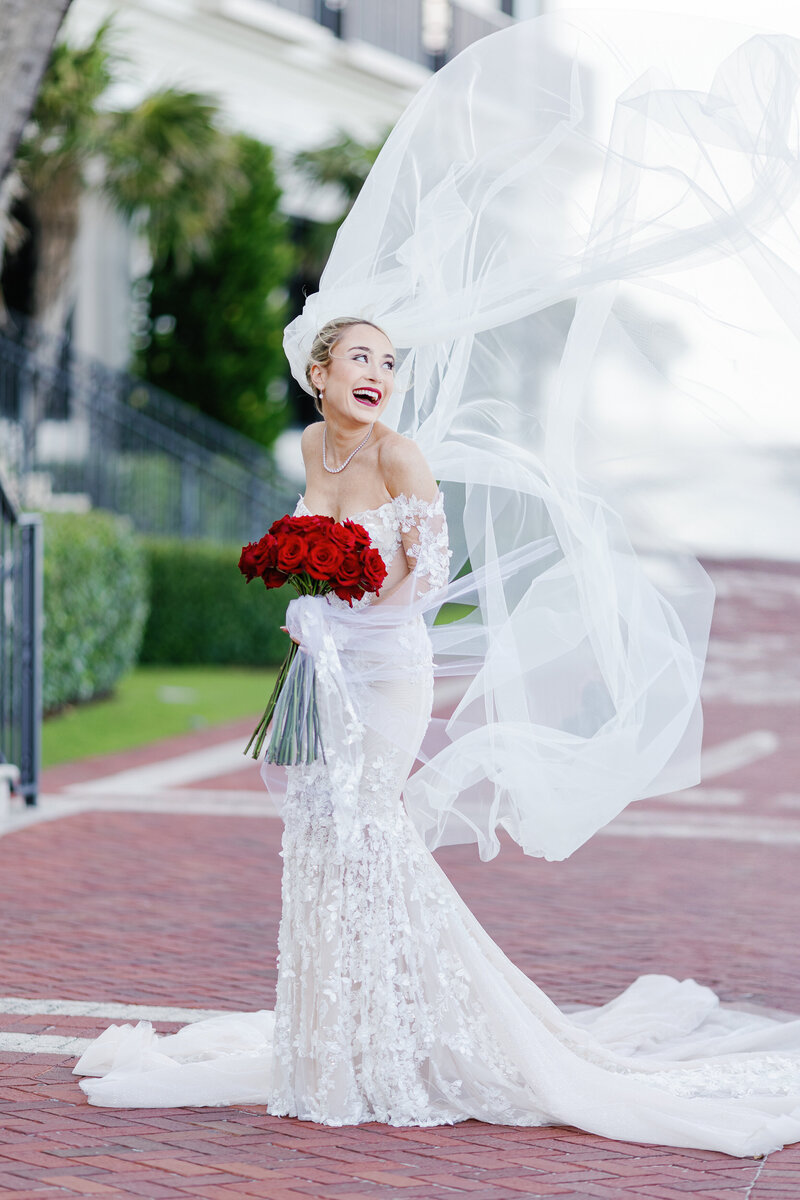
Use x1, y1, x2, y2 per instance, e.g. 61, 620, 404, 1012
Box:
65, 0, 430, 220
63, 0, 433, 365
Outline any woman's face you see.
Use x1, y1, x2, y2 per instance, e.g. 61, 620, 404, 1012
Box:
311, 324, 396, 426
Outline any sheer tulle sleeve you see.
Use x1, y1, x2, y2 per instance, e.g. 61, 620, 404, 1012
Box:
396, 492, 452, 598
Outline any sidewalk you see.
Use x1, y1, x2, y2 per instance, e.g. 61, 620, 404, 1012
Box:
1, 556, 799, 1200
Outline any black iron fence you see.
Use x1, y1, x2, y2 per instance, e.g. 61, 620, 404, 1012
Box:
0, 471, 42, 805
0, 319, 296, 545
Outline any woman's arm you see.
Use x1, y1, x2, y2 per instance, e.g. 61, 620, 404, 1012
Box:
377, 436, 452, 603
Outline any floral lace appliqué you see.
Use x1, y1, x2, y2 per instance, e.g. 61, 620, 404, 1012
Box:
294, 492, 452, 605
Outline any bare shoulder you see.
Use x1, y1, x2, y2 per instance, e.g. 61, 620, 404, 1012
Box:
300, 422, 322, 462
378, 430, 437, 501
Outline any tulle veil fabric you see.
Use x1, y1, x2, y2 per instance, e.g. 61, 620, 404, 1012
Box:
282, 9, 800, 862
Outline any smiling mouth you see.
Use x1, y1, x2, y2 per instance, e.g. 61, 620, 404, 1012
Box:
353, 388, 382, 406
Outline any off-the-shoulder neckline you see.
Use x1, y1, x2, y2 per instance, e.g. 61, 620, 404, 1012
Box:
295, 492, 440, 525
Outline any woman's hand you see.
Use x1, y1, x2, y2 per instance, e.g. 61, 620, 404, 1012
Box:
280, 624, 302, 647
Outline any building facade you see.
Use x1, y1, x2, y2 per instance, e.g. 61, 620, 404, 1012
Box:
62, 0, 531, 368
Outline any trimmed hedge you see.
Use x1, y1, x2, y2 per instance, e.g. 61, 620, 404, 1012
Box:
139, 537, 289, 665
43, 511, 149, 713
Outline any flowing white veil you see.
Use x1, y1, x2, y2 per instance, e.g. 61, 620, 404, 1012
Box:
282, 11, 800, 862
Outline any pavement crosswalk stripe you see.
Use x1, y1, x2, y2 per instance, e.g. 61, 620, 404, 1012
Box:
4, 790, 800, 844
67, 738, 255, 795
603, 809, 800, 844
657, 787, 744, 806
700, 731, 779, 779
0, 1032, 92, 1054
0, 997, 233, 1020
0, 998, 263, 1056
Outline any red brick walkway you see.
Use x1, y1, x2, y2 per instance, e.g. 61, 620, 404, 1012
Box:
1, 556, 799, 1199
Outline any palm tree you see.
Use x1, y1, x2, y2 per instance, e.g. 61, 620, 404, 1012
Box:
0, 0, 74, 321
11, 20, 114, 337
7, 19, 237, 339
102, 88, 239, 274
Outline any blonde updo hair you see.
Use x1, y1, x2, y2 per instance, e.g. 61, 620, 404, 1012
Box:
305, 317, 390, 416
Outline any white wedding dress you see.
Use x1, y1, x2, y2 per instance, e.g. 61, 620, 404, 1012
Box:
74, 493, 800, 1158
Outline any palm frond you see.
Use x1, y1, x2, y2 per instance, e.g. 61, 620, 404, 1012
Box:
102, 88, 242, 270
17, 17, 119, 190
293, 129, 388, 208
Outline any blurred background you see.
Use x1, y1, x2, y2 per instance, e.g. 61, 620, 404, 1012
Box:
0, 0, 798, 810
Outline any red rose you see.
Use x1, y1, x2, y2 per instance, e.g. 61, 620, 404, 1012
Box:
268, 514, 295, 539
261, 567, 286, 590
306, 539, 345, 580
344, 520, 371, 550
276, 533, 308, 573
335, 553, 362, 587
298, 514, 335, 535
329, 523, 357, 553
239, 534, 279, 582
362, 547, 387, 591
333, 583, 365, 605
254, 536, 285, 589
252, 534, 278, 571
270, 513, 335, 539
238, 541, 261, 583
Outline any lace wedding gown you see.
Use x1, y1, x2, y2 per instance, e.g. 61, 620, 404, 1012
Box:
75, 494, 800, 1157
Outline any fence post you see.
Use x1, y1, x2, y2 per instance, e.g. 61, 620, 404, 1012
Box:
180, 463, 200, 539
18, 514, 42, 805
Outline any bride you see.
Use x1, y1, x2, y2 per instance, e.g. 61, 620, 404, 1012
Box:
74, 10, 800, 1158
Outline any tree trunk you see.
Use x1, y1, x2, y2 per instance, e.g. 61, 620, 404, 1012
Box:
32, 171, 81, 335
0, 0, 74, 186
0, 0, 74, 322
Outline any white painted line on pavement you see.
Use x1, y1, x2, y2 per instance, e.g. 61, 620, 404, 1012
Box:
0, 1033, 92, 1054
0, 998, 269, 1056
0, 997, 232, 1021
0, 790, 281, 839
659, 787, 744, 807
603, 808, 800, 845
63, 728, 778, 801
65, 680, 466, 798
46, 790, 278, 814
774, 793, 800, 809
68, 737, 256, 795
700, 731, 778, 780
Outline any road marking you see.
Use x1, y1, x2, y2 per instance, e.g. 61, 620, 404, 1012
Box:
58, 729, 780, 802
0, 997, 232, 1021
0, 791, 280, 839
0, 998, 271, 1057
0, 1033, 92, 1054
68, 738, 257, 795
3, 993, 798, 1057
48, 790, 277, 813
63, 683, 467, 798
603, 809, 800, 845
774, 794, 800, 809
0, 998, 241, 1056
658, 787, 744, 807
700, 731, 779, 779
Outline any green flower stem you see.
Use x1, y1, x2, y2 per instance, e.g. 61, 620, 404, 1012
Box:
244, 574, 332, 763
244, 641, 296, 759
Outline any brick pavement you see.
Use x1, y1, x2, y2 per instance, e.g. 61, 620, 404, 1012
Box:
1, 556, 799, 1200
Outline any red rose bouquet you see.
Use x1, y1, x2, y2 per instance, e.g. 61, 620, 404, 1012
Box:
239, 512, 388, 763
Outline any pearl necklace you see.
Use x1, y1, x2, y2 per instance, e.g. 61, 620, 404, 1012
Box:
322, 422, 374, 474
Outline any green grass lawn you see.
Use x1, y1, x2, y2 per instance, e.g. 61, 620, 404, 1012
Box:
43, 664, 279, 768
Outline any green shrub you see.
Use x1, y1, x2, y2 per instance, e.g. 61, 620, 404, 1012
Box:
139, 537, 289, 665
43, 511, 149, 713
